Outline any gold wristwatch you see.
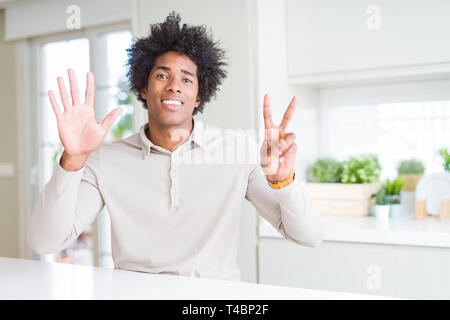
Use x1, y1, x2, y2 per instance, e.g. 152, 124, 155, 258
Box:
268, 169, 295, 189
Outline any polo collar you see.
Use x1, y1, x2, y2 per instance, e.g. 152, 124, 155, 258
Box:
140, 118, 205, 158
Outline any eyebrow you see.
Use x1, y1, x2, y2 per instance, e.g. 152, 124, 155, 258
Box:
155, 66, 195, 78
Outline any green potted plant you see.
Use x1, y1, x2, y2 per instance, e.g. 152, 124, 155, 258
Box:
339, 154, 381, 184
374, 186, 389, 222
385, 178, 405, 218
305, 154, 381, 216
439, 148, 450, 172
397, 159, 425, 191
310, 158, 343, 183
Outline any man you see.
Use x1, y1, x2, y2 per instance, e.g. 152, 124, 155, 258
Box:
28, 12, 322, 281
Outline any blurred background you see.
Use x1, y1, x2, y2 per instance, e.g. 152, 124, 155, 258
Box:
1, 0, 450, 299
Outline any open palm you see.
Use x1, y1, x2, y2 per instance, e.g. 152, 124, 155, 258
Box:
48, 69, 123, 157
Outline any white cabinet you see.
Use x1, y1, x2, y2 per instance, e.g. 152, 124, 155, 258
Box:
259, 238, 395, 297
258, 238, 450, 299
394, 246, 450, 299
286, 0, 450, 84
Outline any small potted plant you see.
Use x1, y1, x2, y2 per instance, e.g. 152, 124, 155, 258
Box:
310, 158, 343, 183
339, 154, 381, 184
306, 154, 381, 216
374, 186, 390, 222
386, 178, 405, 218
439, 148, 450, 172
397, 159, 424, 191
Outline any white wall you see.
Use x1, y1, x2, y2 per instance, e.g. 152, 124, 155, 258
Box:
4, 0, 131, 40
0, 9, 20, 258
258, 0, 319, 181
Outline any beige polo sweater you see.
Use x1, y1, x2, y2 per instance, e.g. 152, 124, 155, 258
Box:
28, 118, 322, 281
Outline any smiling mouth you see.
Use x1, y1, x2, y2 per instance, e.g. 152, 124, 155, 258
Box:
161, 99, 183, 106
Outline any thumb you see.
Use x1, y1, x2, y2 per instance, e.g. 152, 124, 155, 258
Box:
101, 107, 123, 132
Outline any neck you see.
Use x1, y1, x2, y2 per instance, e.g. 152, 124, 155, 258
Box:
146, 118, 194, 152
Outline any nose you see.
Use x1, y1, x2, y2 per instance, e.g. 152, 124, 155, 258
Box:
166, 77, 182, 93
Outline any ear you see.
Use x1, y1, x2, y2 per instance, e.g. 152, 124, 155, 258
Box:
140, 88, 147, 100
195, 96, 201, 108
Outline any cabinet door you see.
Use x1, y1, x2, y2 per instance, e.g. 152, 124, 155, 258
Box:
394, 245, 450, 299
258, 239, 395, 297
287, 0, 450, 77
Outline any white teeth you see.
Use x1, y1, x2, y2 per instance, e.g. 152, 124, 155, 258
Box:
162, 100, 182, 105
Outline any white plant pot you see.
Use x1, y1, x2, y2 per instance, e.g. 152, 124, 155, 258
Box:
375, 205, 390, 222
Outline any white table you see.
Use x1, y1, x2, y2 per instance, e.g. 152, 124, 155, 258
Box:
0, 257, 393, 300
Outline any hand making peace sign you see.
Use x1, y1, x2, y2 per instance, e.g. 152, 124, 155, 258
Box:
260, 94, 298, 183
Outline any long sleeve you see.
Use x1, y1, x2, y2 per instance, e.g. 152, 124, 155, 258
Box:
27, 150, 105, 255
245, 163, 323, 247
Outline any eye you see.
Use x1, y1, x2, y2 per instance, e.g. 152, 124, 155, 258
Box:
156, 74, 168, 79
183, 78, 193, 84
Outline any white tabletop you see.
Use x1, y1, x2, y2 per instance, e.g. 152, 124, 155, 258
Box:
259, 214, 450, 248
0, 257, 392, 300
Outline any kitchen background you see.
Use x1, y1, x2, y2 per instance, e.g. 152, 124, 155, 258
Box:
1, 0, 450, 299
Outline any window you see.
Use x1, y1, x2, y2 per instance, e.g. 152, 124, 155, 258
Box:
94, 30, 134, 144
325, 100, 450, 179
40, 38, 90, 190
31, 24, 132, 267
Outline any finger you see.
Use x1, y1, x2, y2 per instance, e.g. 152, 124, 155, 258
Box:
68, 69, 81, 106
280, 96, 298, 131
280, 142, 297, 161
48, 90, 62, 118
57, 76, 71, 112
263, 94, 274, 129
264, 126, 270, 145
281, 147, 294, 164
280, 132, 296, 154
264, 127, 279, 150
85, 72, 95, 107
101, 107, 123, 132
261, 128, 272, 159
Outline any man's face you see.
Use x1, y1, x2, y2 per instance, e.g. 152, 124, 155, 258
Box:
141, 51, 201, 128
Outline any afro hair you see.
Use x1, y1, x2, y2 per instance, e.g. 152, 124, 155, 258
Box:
126, 11, 228, 115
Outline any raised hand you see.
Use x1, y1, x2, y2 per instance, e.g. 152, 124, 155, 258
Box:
260, 94, 298, 182
48, 69, 123, 170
